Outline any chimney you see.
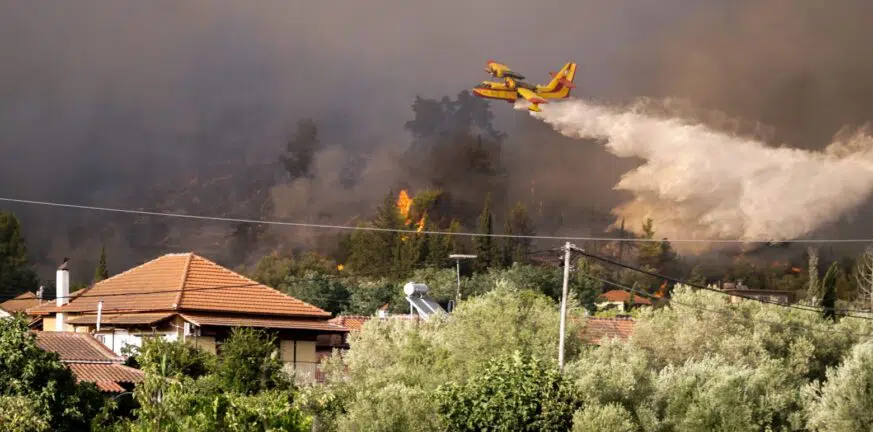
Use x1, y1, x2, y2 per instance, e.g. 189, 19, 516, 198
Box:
56, 258, 69, 332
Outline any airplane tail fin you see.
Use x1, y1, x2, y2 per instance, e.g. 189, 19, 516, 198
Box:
538, 62, 577, 99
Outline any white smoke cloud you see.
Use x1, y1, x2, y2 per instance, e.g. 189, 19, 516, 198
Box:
527, 98, 873, 244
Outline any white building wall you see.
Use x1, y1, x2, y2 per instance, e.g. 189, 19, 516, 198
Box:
94, 329, 180, 356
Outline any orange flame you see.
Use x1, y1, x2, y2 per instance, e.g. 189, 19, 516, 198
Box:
416, 213, 426, 232
791, 267, 802, 273
397, 190, 413, 224
398, 189, 427, 239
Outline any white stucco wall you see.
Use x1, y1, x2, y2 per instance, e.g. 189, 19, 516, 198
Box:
94, 329, 179, 356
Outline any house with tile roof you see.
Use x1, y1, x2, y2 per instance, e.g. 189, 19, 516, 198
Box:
579, 317, 636, 345
27, 252, 349, 382
33, 330, 144, 393
596, 289, 653, 312
0, 291, 44, 327
0, 291, 41, 316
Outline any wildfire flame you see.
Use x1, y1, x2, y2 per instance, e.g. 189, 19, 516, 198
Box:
791, 267, 802, 273
337, 264, 344, 271
397, 190, 413, 225
397, 189, 427, 240
416, 213, 426, 232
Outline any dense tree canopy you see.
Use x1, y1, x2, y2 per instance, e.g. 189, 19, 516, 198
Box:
0, 211, 39, 296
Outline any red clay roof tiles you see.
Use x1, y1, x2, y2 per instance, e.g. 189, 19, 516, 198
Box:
67, 363, 144, 392
580, 317, 636, 345
34, 331, 122, 362
33, 331, 144, 392
0, 291, 42, 314
598, 290, 653, 305
328, 315, 371, 331
28, 253, 329, 318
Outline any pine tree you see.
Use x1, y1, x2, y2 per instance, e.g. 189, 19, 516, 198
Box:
821, 262, 839, 322
473, 193, 496, 271
637, 218, 677, 274
425, 219, 450, 268
347, 191, 405, 277
807, 247, 820, 301
446, 219, 465, 255
94, 244, 109, 282
0, 211, 38, 295
687, 265, 706, 286
279, 118, 319, 180
637, 218, 660, 269
501, 202, 534, 267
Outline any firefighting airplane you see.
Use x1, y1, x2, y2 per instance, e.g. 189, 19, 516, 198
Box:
472, 60, 577, 112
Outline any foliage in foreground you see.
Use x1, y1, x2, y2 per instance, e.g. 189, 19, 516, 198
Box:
567, 285, 873, 431
107, 327, 311, 432
436, 351, 581, 432
0, 315, 103, 432
300, 282, 873, 431
308, 280, 585, 432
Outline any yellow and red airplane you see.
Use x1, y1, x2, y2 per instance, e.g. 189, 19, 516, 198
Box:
472, 60, 577, 112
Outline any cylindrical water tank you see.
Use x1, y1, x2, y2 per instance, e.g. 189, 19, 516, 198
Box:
403, 282, 429, 296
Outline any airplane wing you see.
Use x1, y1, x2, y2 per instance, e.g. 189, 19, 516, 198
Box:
516, 87, 546, 112
517, 87, 545, 105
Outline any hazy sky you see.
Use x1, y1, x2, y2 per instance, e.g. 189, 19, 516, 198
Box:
4, 0, 873, 272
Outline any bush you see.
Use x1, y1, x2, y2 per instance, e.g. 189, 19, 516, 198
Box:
215, 327, 292, 394
0, 315, 104, 432
806, 341, 873, 431
435, 351, 581, 432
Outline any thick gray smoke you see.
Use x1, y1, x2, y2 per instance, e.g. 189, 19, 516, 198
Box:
525, 99, 873, 246
5, 0, 873, 275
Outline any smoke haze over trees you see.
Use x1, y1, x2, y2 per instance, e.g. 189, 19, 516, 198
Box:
5, 1, 873, 277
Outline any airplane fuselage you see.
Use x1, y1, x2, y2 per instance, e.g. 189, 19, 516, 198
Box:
472, 61, 577, 112
472, 86, 518, 102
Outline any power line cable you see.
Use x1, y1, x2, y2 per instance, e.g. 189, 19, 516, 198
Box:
0, 251, 552, 302
579, 273, 873, 338
3, 196, 873, 244
568, 245, 873, 321
0, 274, 379, 303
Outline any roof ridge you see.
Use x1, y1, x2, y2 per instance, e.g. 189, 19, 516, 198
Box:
92, 253, 172, 286
331, 314, 373, 319
186, 253, 330, 316
32, 254, 178, 314
173, 253, 193, 309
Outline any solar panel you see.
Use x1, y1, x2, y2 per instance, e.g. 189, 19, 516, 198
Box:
406, 294, 445, 319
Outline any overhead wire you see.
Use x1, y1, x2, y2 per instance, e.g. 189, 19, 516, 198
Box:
578, 272, 873, 339
566, 245, 873, 321
0, 251, 561, 303
4, 196, 873, 243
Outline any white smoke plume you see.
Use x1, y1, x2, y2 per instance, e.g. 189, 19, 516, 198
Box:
524, 99, 873, 245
